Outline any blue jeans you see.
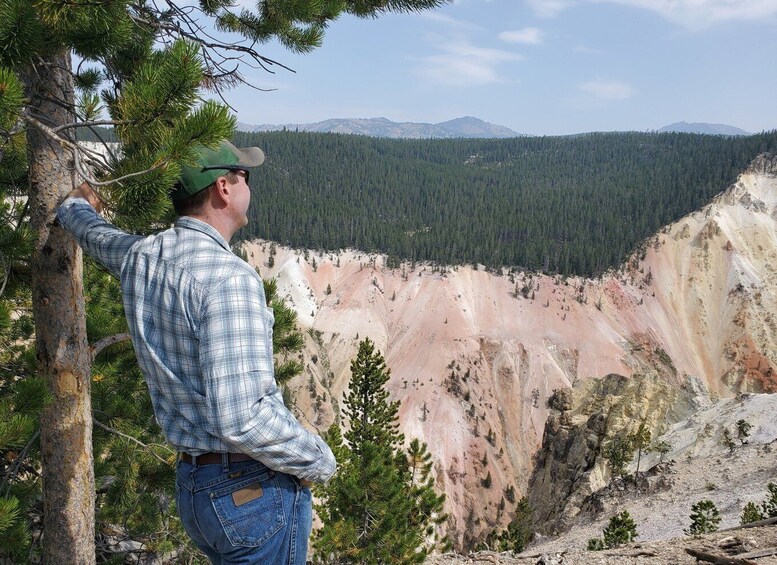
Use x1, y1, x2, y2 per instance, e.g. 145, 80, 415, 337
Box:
176, 458, 312, 564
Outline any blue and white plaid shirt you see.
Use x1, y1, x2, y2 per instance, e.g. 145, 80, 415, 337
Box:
58, 198, 336, 483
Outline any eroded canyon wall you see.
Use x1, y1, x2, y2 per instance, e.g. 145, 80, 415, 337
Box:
243, 154, 777, 547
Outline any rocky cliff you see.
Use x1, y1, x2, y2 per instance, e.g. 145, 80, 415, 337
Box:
526, 372, 711, 535
519, 388, 777, 560
242, 153, 777, 548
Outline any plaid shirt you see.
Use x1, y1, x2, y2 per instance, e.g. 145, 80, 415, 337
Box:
58, 198, 336, 483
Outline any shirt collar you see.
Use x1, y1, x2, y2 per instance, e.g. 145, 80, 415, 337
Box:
174, 216, 232, 252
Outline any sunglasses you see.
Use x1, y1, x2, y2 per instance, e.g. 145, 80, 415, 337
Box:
200, 166, 250, 183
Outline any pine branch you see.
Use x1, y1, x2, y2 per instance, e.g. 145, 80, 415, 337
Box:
25, 110, 116, 167
19, 111, 107, 185
0, 251, 8, 298
52, 120, 123, 134
128, 5, 294, 75
92, 418, 175, 465
1, 430, 40, 497
20, 111, 166, 189
90, 333, 132, 362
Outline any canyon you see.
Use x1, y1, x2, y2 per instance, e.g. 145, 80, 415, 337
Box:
243, 153, 777, 548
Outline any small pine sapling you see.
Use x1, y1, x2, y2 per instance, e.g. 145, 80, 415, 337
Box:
604, 436, 634, 480
740, 502, 764, 525
629, 422, 651, 478
651, 439, 672, 464
686, 500, 721, 535
587, 510, 638, 550
602, 510, 638, 548
762, 483, 777, 518
586, 537, 605, 551
736, 419, 752, 444
722, 428, 736, 452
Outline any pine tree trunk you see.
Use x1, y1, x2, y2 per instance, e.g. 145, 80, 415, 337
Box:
24, 50, 96, 564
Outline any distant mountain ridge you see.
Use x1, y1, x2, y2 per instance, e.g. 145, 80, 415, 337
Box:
238, 116, 521, 138
658, 121, 751, 136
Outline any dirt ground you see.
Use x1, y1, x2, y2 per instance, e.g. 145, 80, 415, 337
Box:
426, 436, 777, 565
427, 523, 777, 564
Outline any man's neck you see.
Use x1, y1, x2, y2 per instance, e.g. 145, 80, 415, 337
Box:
184, 212, 234, 243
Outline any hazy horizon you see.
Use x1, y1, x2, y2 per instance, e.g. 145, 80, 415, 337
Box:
218, 0, 777, 137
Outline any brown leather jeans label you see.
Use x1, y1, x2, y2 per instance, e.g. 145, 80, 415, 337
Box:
232, 483, 263, 506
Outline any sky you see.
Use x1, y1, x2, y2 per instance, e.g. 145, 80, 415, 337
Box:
224, 0, 777, 136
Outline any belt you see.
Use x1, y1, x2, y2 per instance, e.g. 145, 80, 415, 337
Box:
179, 452, 254, 465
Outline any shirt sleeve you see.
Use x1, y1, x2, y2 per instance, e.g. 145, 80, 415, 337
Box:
199, 272, 336, 483
56, 197, 143, 278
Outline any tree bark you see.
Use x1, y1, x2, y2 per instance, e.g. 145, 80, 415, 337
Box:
24, 50, 96, 564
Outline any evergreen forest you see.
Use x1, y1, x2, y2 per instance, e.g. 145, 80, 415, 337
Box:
226, 129, 777, 276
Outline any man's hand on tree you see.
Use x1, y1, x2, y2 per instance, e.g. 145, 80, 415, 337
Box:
69, 182, 104, 213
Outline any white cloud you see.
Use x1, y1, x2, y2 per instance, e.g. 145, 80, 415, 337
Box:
597, 0, 777, 28
414, 41, 525, 87
578, 80, 635, 100
419, 12, 484, 31
526, 0, 777, 28
499, 27, 545, 45
573, 44, 605, 55
525, 0, 577, 17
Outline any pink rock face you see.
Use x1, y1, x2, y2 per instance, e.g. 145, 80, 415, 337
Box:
243, 157, 777, 549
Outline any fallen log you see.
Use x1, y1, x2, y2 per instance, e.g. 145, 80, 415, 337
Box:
736, 546, 777, 559
685, 548, 758, 565
719, 516, 777, 532
613, 550, 659, 557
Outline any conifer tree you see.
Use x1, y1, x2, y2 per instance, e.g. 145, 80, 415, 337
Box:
263, 277, 304, 385
343, 338, 403, 453
603, 435, 634, 479
480, 496, 533, 553
629, 422, 651, 478
0, 106, 43, 562
762, 483, 777, 518
314, 338, 445, 564
741, 501, 763, 525
651, 439, 672, 464
736, 419, 752, 443
686, 500, 721, 535
0, 0, 448, 561
587, 510, 637, 550
321, 422, 349, 463
84, 262, 193, 560
602, 510, 638, 548
405, 438, 447, 539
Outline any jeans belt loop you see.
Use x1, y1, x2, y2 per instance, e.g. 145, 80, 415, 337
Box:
221, 452, 229, 472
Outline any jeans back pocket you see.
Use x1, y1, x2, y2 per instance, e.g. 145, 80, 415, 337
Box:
209, 471, 286, 548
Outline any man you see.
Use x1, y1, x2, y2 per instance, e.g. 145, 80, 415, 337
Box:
57, 140, 336, 564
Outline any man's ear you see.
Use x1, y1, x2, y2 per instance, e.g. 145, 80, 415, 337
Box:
210, 176, 231, 206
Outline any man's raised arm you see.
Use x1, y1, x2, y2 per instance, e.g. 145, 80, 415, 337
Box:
57, 183, 143, 278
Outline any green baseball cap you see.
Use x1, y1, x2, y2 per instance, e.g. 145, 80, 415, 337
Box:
171, 140, 265, 200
